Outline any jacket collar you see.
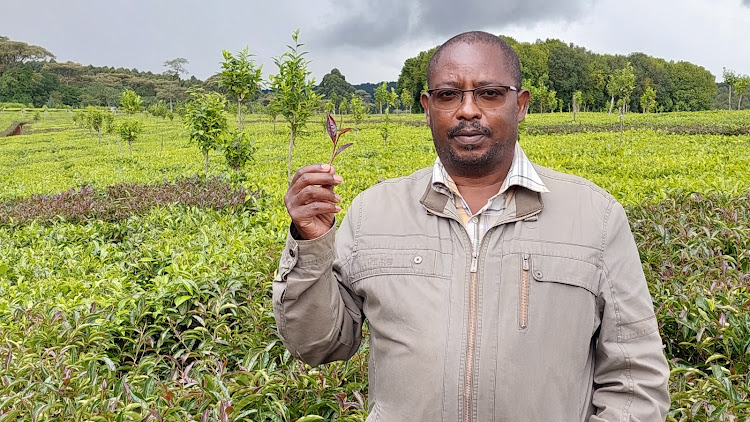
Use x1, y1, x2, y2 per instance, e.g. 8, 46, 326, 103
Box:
420, 175, 544, 220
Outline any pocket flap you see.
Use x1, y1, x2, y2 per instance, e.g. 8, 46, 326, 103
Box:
531, 255, 599, 294
350, 249, 451, 282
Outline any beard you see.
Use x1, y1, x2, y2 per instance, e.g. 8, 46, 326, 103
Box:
433, 121, 515, 177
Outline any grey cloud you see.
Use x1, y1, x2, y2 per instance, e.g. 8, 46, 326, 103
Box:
313, 0, 593, 48
743, 0, 750, 6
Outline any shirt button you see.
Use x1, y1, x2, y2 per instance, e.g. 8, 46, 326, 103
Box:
414, 256, 423, 264
534, 270, 543, 279
289, 249, 295, 257
471, 217, 478, 223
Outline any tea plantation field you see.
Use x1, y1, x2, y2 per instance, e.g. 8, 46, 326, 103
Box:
0, 109, 749, 421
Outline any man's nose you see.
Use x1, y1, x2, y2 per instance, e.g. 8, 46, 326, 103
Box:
456, 91, 482, 120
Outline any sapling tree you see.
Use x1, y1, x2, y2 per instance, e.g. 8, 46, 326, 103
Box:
350, 95, 366, 136
640, 87, 657, 113
119, 89, 143, 154
120, 90, 142, 115
220, 47, 262, 130
269, 29, 322, 183
184, 89, 228, 173
266, 95, 282, 133
572, 91, 582, 121
223, 130, 255, 171
85, 106, 105, 145
374, 82, 388, 114
118, 119, 143, 156
339, 97, 349, 126
387, 87, 400, 113
401, 88, 414, 113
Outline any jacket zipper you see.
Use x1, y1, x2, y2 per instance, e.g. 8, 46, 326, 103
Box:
464, 223, 480, 422
520, 254, 530, 329
421, 202, 541, 422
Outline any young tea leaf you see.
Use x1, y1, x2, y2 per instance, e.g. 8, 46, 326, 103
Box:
332, 143, 353, 161
326, 113, 338, 143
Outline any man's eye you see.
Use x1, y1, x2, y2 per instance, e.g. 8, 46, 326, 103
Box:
436, 90, 460, 100
478, 88, 505, 98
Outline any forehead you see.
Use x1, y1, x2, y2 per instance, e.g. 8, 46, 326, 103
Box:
432, 42, 510, 87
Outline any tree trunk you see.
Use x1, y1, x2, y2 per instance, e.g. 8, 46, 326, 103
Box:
97, 129, 102, 146
273, 117, 276, 134
204, 150, 209, 174
287, 129, 294, 185
728, 86, 732, 111
739, 94, 744, 110
608, 96, 615, 115
169, 98, 173, 112
237, 99, 243, 131
128, 140, 133, 156
116, 135, 123, 154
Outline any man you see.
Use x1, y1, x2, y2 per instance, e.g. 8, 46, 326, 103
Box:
274, 31, 670, 421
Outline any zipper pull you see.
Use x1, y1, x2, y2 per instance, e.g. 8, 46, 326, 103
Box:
470, 250, 479, 273
522, 254, 529, 271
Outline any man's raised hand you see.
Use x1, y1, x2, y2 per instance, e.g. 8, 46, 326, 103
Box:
284, 163, 343, 240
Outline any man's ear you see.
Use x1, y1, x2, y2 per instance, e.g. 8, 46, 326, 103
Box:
516, 89, 530, 124
420, 93, 431, 125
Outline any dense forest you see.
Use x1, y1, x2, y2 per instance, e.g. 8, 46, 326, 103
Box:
1, 35, 748, 114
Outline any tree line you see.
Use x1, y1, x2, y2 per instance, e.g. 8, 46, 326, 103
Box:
2, 34, 749, 114
397, 36, 750, 114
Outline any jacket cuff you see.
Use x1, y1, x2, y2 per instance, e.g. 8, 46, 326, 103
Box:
279, 221, 337, 279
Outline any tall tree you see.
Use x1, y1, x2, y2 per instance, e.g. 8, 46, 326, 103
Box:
0, 36, 54, 73
163, 57, 189, 80
220, 47, 262, 130
270, 29, 322, 183
396, 48, 436, 113
317, 68, 355, 107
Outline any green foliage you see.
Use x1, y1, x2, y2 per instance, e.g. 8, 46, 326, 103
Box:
184, 89, 229, 173
220, 47, 262, 130
0, 110, 750, 420
223, 130, 256, 171
269, 29, 322, 182
120, 89, 143, 115
118, 118, 143, 155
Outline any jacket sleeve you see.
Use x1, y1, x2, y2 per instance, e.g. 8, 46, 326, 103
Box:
590, 201, 670, 422
272, 196, 363, 367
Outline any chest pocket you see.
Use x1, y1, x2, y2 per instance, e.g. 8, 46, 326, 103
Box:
531, 255, 599, 294
349, 249, 452, 284
519, 254, 600, 331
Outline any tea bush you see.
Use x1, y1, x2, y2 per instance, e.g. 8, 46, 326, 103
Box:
0, 110, 749, 420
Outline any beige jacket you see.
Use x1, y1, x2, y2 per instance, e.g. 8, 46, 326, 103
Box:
273, 165, 670, 421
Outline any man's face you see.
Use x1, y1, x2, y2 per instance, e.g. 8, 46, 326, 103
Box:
420, 42, 530, 178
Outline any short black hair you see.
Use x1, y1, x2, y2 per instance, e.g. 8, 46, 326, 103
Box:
427, 31, 522, 89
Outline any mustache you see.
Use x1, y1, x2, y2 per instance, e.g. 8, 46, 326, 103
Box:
447, 122, 492, 138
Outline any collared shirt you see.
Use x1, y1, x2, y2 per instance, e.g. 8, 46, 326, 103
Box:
431, 142, 549, 251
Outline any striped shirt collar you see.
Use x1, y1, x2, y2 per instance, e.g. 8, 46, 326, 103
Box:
432, 142, 550, 200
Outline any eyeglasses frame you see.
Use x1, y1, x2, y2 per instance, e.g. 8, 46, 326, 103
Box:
425, 85, 519, 110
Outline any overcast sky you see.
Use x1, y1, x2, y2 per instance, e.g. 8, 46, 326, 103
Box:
2, 0, 749, 84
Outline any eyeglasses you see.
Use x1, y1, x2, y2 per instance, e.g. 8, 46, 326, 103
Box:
426, 85, 518, 110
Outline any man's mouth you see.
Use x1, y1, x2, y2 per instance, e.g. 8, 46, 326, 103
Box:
448, 123, 491, 143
